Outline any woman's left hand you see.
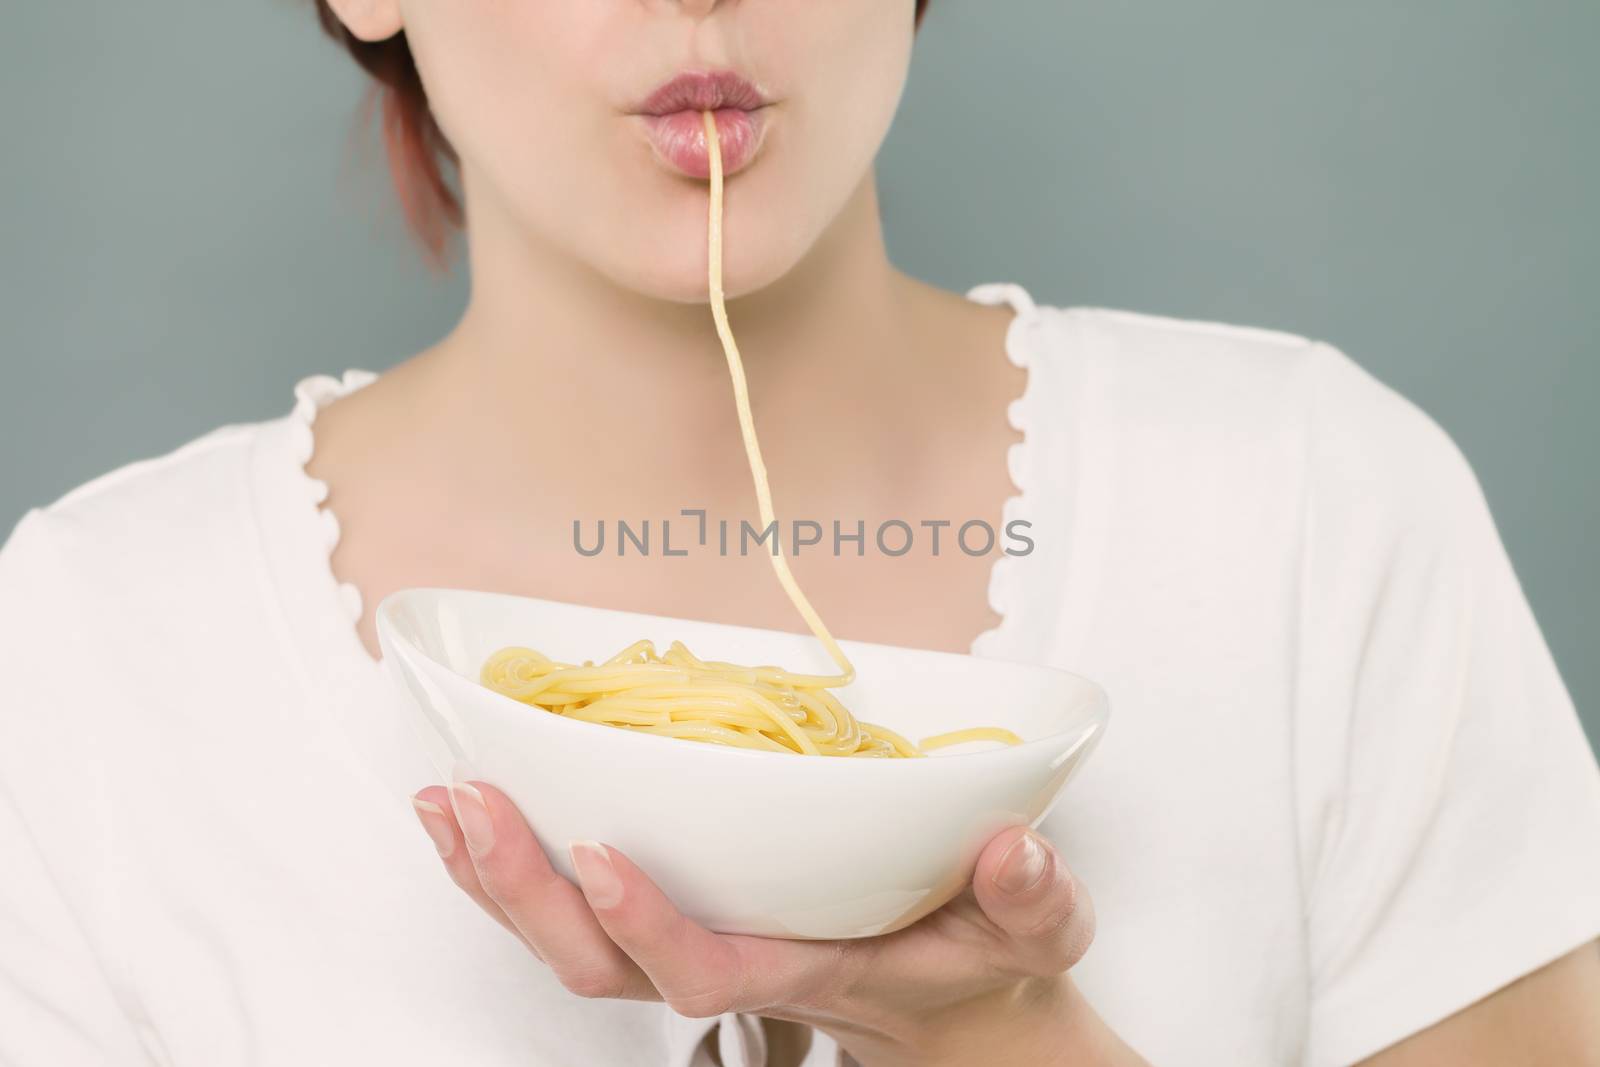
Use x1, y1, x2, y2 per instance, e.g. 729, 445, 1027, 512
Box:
411, 780, 1147, 1067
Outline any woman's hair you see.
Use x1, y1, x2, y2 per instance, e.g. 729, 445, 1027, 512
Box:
313, 1, 932, 269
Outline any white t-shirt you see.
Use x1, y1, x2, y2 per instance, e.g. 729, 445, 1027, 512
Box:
2, 283, 1597, 1067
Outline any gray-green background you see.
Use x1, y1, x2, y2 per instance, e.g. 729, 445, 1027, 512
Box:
2, 2, 1594, 750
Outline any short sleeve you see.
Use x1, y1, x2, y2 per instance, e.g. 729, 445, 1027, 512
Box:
1295, 345, 1600, 1066
0, 510, 148, 1064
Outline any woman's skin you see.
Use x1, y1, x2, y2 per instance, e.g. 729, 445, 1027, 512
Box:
312, 1, 1600, 1063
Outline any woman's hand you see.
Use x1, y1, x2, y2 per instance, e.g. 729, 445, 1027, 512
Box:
410, 781, 1147, 1067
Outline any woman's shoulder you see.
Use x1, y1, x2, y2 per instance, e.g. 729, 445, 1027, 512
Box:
1026, 301, 1325, 457
1, 369, 376, 587
0, 379, 340, 634
1016, 295, 1473, 508
1, 420, 262, 585
1024, 297, 1333, 415
967, 289, 1491, 597
973, 283, 1323, 369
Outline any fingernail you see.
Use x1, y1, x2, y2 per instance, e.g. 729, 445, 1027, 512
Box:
570, 840, 623, 909
448, 781, 495, 855
995, 830, 1049, 895
410, 795, 455, 859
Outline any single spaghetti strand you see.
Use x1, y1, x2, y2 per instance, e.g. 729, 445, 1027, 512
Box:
919, 726, 1027, 752
701, 110, 854, 686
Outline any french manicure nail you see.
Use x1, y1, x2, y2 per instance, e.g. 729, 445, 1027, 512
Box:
570, 840, 624, 909
995, 830, 1048, 895
410, 795, 455, 859
448, 781, 495, 855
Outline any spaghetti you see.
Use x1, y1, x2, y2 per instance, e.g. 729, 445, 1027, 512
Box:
478, 112, 1022, 758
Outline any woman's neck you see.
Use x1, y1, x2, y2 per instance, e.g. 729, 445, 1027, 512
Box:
395, 163, 947, 521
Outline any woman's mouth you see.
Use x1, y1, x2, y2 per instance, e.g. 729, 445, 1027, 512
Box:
632, 70, 772, 180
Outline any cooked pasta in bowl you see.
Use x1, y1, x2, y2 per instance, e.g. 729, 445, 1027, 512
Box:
376, 586, 1108, 940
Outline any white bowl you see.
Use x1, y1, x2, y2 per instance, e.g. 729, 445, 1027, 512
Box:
376, 587, 1108, 940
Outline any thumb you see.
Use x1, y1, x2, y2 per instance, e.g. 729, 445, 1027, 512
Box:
971, 826, 1096, 976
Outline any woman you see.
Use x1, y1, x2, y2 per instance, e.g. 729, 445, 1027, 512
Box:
2, 1, 1597, 1064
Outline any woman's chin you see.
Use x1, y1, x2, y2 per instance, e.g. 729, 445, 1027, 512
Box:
611, 251, 792, 306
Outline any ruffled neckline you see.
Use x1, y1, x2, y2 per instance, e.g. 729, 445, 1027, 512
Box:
283, 281, 1042, 670
962, 282, 1043, 657
285, 368, 381, 650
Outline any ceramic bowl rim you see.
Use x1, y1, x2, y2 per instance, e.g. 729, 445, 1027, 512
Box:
376, 585, 1111, 769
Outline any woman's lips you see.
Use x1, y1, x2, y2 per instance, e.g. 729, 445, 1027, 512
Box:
641, 107, 764, 180
632, 69, 771, 179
